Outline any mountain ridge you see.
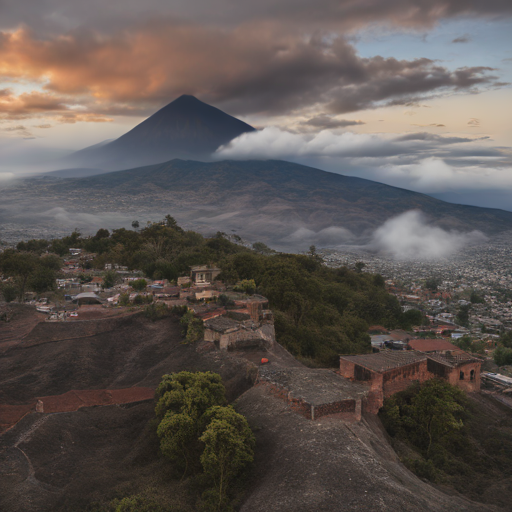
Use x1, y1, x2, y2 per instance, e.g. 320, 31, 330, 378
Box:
48, 158, 512, 248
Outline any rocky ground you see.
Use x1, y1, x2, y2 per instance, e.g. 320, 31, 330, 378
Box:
0, 306, 510, 511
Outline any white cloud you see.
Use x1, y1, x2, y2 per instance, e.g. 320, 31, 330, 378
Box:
380, 158, 512, 193
216, 127, 512, 199
40, 207, 132, 230
216, 126, 396, 159
283, 226, 355, 246
370, 210, 487, 260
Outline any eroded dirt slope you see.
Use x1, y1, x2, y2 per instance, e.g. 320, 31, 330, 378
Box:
0, 314, 254, 404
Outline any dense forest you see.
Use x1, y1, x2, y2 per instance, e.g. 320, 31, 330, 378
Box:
2, 216, 415, 366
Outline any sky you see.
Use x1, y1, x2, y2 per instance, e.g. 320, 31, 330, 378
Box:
0, 0, 511, 209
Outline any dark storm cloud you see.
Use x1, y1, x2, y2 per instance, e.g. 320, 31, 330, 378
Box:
1, 0, 511, 33
0, 25, 502, 119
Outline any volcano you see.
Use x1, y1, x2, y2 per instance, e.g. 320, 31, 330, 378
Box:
64, 95, 255, 171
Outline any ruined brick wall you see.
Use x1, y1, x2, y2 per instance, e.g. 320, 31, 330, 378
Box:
204, 328, 220, 343
382, 361, 432, 398
363, 391, 384, 415
448, 362, 481, 392
256, 381, 311, 418
313, 400, 356, 419
255, 381, 360, 420
339, 359, 356, 379
427, 358, 451, 379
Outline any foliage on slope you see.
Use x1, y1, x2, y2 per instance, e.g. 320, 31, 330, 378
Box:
3, 216, 413, 365
379, 380, 512, 508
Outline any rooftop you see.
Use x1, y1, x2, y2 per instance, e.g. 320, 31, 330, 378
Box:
204, 316, 241, 332
427, 352, 482, 368
408, 338, 461, 352
340, 351, 427, 372
258, 366, 368, 405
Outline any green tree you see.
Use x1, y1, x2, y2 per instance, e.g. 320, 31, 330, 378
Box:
28, 266, 57, 294
354, 261, 365, 273
199, 407, 255, 510
499, 331, 512, 349
494, 346, 512, 366
157, 412, 197, 473
401, 309, 424, 329
425, 277, 440, 293
380, 380, 466, 459
131, 220, 140, 230
455, 304, 471, 327
119, 292, 130, 306
233, 279, 256, 295
164, 214, 183, 233
155, 372, 227, 473
0, 283, 18, 302
131, 278, 147, 291
78, 273, 92, 284
252, 242, 273, 255
454, 335, 472, 352
110, 493, 165, 512
180, 310, 205, 343
155, 372, 227, 422
0, 250, 42, 300
410, 380, 464, 456
470, 290, 485, 304
102, 269, 120, 289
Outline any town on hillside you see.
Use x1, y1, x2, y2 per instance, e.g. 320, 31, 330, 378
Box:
2, 242, 511, 426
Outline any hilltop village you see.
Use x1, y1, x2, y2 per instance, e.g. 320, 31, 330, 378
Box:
2, 243, 507, 422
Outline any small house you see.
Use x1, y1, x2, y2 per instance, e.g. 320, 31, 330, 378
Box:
190, 265, 221, 286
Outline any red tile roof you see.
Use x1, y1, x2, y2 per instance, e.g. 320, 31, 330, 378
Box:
408, 338, 460, 353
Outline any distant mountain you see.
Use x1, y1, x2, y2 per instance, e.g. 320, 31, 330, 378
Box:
62, 95, 255, 172
46, 168, 106, 179
49, 159, 512, 248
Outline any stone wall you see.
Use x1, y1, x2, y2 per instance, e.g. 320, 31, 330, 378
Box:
256, 381, 361, 421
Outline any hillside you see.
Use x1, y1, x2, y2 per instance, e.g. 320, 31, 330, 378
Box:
0, 311, 508, 511
61, 95, 255, 171
48, 158, 512, 248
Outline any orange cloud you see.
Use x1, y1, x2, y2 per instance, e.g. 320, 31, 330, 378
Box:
0, 22, 503, 120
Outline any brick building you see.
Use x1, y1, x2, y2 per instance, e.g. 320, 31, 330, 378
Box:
339, 350, 481, 414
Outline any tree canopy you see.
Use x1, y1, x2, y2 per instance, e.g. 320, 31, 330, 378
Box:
155, 372, 254, 510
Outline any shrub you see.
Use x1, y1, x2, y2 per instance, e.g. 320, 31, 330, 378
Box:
233, 279, 256, 295
119, 293, 130, 306
144, 302, 170, 321
1, 283, 18, 302
131, 278, 148, 292
494, 346, 512, 366
179, 310, 204, 343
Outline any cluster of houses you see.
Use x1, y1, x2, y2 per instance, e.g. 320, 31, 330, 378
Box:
38, 259, 278, 351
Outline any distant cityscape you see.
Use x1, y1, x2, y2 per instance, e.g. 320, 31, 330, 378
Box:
322, 232, 512, 338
